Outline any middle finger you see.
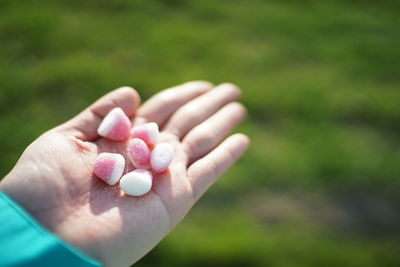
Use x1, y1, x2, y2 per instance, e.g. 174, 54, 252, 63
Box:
162, 83, 240, 139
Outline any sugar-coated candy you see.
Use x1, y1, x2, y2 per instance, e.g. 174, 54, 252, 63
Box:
119, 169, 153, 196
94, 117, 175, 196
130, 122, 159, 146
93, 152, 125, 185
150, 143, 174, 173
97, 107, 131, 141
128, 138, 151, 169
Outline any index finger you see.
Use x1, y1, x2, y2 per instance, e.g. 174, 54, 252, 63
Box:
137, 81, 213, 127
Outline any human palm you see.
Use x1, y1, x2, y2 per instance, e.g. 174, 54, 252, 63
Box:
0, 81, 248, 267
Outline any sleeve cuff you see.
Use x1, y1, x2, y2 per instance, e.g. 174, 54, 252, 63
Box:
0, 192, 102, 267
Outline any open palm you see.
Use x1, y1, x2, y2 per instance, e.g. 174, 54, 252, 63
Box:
0, 81, 249, 267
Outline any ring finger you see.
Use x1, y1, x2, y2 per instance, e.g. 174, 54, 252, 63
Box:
183, 102, 246, 164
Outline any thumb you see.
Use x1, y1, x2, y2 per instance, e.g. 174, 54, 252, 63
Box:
59, 86, 141, 141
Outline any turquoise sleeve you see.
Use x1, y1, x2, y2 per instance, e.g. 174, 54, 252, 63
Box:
0, 192, 102, 267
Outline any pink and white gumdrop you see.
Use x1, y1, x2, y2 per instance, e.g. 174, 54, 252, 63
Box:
97, 107, 132, 141
150, 143, 174, 173
130, 122, 159, 146
93, 152, 125, 185
127, 138, 151, 169
119, 169, 153, 196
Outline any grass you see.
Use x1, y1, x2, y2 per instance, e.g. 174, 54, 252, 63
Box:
1, 0, 399, 266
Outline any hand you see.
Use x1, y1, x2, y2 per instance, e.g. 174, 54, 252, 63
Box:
0, 81, 249, 267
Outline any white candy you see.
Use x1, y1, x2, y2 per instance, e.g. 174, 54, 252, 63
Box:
119, 169, 153, 196
97, 107, 131, 141
150, 143, 174, 173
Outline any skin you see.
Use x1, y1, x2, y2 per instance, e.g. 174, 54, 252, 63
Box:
0, 81, 249, 267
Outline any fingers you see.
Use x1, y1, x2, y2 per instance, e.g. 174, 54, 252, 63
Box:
187, 134, 249, 202
137, 81, 213, 127
183, 102, 246, 164
162, 83, 240, 139
60, 86, 140, 141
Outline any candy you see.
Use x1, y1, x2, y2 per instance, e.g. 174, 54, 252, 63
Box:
93, 152, 125, 185
93, 118, 175, 196
130, 122, 159, 146
128, 138, 151, 169
150, 143, 174, 173
119, 169, 153, 196
97, 107, 131, 141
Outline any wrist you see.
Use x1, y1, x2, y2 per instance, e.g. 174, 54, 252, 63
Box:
0, 170, 53, 231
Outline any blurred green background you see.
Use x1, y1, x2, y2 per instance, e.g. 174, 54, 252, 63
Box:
1, 0, 400, 266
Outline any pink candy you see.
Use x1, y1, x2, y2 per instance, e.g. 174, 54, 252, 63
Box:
94, 112, 175, 196
93, 153, 125, 185
128, 138, 151, 169
97, 107, 131, 141
130, 122, 159, 146
151, 143, 174, 173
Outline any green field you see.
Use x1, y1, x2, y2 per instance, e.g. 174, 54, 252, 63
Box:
1, 0, 400, 266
